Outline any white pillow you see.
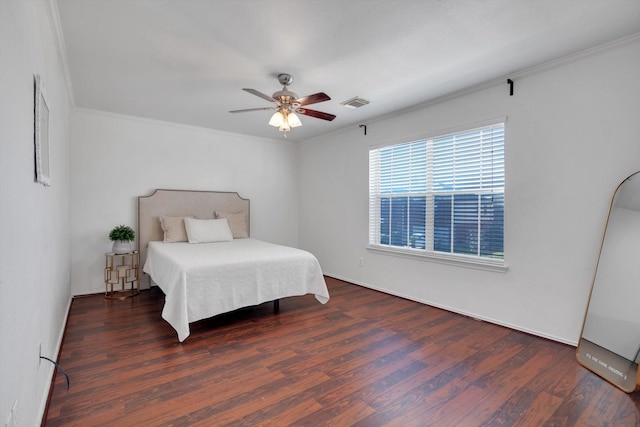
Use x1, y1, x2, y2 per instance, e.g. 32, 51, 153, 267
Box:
184, 218, 233, 243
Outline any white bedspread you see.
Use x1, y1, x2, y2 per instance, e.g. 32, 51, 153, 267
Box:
143, 239, 330, 341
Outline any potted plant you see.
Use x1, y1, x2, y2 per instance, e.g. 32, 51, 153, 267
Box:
109, 225, 135, 254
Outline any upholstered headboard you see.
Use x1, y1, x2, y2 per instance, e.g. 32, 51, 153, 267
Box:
137, 189, 250, 288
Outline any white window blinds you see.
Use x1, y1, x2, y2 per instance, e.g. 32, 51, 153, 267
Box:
369, 122, 505, 263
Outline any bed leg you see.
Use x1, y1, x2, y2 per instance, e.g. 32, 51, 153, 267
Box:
274, 299, 280, 313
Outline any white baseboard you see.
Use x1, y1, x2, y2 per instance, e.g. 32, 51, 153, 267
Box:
324, 273, 578, 347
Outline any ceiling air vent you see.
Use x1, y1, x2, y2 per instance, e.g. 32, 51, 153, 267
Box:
340, 96, 370, 109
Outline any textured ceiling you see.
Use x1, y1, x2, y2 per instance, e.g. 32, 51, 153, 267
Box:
56, 0, 640, 142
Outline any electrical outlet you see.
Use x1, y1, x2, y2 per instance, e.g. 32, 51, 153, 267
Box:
358, 257, 364, 267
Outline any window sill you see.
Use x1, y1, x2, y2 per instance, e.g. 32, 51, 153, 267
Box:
367, 245, 508, 273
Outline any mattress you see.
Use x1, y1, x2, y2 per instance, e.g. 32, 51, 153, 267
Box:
143, 238, 330, 341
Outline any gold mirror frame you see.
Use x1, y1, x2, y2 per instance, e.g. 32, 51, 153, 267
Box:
577, 171, 640, 392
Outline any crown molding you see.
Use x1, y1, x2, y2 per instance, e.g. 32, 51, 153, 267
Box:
334, 32, 640, 137
45, 0, 75, 107
73, 107, 287, 144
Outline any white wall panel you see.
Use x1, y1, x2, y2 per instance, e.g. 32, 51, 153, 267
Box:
0, 1, 72, 424
70, 110, 299, 295
298, 37, 640, 345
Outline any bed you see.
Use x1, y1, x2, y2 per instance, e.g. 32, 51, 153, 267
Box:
138, 189, 330, 342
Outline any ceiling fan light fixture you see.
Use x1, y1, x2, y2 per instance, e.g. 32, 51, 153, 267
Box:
288, 112, 302, 128
278, 121, 291, 132
269, 111, 284, 127
271, 109, 301, 132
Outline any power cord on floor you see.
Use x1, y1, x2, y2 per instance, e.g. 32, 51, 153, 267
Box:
40, 356, 70, 391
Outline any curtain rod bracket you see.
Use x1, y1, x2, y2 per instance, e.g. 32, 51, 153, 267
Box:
359, 124, 367, 136
507, 78, 514, 96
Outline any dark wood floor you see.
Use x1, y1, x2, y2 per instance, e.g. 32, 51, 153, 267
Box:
45, 277, 640, 426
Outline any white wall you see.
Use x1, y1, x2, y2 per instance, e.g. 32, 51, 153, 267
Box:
298, 36, 640, 345
70, 110, 299, 295
0, 1, 72, 425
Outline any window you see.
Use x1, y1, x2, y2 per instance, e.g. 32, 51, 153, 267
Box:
369, 121, 505, 267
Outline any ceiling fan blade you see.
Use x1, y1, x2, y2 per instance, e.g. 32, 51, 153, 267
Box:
298, 108, 336, 121
229, 107, 276, 113
296, 92, 331, 106
243, 88, 276, 103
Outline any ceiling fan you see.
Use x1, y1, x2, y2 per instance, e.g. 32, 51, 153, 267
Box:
229, 73, 336, 136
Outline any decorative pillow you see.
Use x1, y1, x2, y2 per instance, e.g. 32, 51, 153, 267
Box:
214, 211, 249, 238
184, 218, 233, 243
159, 216, 193, 243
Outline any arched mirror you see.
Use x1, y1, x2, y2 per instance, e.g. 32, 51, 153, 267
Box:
577, 171, 640, 392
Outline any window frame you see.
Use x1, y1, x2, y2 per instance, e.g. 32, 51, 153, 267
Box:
368, 118, 507, 272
